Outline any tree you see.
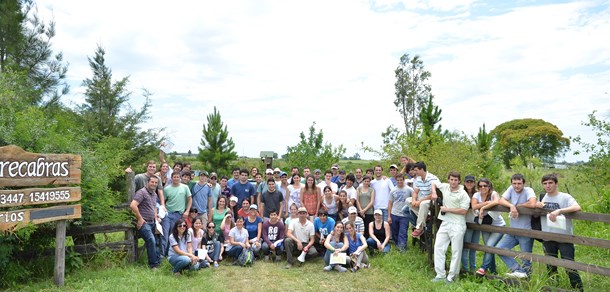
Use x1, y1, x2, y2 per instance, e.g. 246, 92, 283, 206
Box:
198, 106, 237, 172
418, 94, 443, 145
284, 122, 346, 171
394, 53, 432, 137
491, 118, 570, 168
473, 123, 502, 182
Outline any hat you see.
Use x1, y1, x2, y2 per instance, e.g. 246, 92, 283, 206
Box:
405, 178, 413, 184
465, 175, 475, 182
314, 169, 321, 174
274, 167, 281, 172
297, 207, 308, 213
249, 204, 258, 210
209, 172, 217, 179
265, 168, 273, 174
230, 196, 238, 203
280, 171, 287, 177
389, 164, 398, 169
374, 209, 382, 215
199, 170, 209, 177
348, 206, 357, 214
331, 163, 339, 169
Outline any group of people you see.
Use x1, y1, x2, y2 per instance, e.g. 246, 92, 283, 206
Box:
128, 155, 584, 291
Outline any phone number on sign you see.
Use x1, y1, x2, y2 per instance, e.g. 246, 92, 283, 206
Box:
0, 190, 71, 205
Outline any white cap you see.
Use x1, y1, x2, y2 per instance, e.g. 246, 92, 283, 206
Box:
390, 164, 398, 169
249, 204, 258, 210
273, 167, 281, 172
265, 169, 273, 174
348, 206, 357, 214
230, 196, 238, 202
374, 209, 382, 215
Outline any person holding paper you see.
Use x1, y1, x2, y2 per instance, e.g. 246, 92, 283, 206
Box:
536, 174, 583, 291
323, 221, 349, 272
261, 209, 285, 262
284, 207, 318, 269
345, 221, 369, 272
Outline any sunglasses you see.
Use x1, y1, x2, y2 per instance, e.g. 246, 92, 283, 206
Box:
207, 226, 215, 229
178, 224, 187, 228
478, 185, 489, 188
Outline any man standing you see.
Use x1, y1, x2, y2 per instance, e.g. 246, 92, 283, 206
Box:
230, 169, 256, 205
209, 172, 221, 209
336, 170, 347, 190
371, 165, 393, 222
354, 168, 364, 189
161, 172, 193, 256
496, 173, 537, 278
260, 179, 284, 220
317, 170, 338, 195
191, 171, 212, 225
330, 163, 340, 183
408, 162, 440, 238
227, 167, 240, 188
130, 176, 161, 270
342, 174, 357, 205
431, 172, 470, 283
276, 172, 289, 219
285, 207, 318, 268
273, 167, 282, 183
536, 174, 583, 291
257, 169, 274, 202
388, 164, 399, 187
313, 169, 322, 185
387, 174, 414, 251
127, 161, 165, 214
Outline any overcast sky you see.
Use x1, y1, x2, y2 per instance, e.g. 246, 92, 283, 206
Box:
36, 0, 609, 162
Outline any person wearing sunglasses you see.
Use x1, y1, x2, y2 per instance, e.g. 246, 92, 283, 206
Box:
473, 178, 505, 276
202, 222, 224, 268
168, 219, 202, 275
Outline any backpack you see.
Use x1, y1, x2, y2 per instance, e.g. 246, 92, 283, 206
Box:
237, 247, 254, 267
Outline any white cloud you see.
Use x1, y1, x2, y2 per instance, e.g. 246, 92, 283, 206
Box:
34, 0, 610, 164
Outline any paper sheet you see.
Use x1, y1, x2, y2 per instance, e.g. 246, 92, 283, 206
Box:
330, 252, 347, 265
546, 214, 567, 230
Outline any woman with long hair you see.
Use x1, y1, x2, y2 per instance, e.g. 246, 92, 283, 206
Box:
286, 174, 302, 218
188, 217, 205, 258
284, 203, 299, 232
210, 195, 229, 233
345, 221, 369, 272
461, 175, 480, 272
156, 162, 171, 187
202, 221, 224, 268
321, 186, 339, 221
323, 221, 349, 272
301, 175, 320, 219
337, 190, 350, 221
473, 178, 505, 276
220, 212, 235, 253
168, 219, 202, 275
356, 175, 375, 237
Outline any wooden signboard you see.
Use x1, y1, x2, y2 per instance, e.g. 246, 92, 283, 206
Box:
0, 145, 82, 286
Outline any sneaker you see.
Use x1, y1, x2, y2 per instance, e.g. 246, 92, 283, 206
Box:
335, 265, 347, 272
213, 262, 219, 268
351, 267, 357, 273
506, 271, 528, 278
275, 255, 282, 262
411, 228, 424, 238
324, 265, 333, 272
476, 268, 486, 276
284, 263, 293, 269
264, 255, 270, 262
431, 276, 445, 283
445, 278, 454, 284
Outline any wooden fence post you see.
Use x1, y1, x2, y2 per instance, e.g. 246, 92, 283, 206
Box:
54, 219, 67, 286
127, 172, 135, 202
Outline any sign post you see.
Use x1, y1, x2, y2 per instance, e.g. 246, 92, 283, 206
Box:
0, 145, 82, 286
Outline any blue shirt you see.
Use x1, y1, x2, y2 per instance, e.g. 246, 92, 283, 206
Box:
231, 181, 256, 205
244, 216, 263, 240
191, 183, 211, 214
227, 178, 238, 188
313, 217, 336, 238
347, 232, 364, 254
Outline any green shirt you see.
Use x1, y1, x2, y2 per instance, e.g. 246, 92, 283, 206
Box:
164, 183, 191, 213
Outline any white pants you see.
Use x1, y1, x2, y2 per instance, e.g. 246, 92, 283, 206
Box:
406, 197, 431, 229
434, 221, 466, 280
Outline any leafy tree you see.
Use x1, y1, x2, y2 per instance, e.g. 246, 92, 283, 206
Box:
473, 123, 502, 182
491, 118, 570, 168
0, 0, 68, 106
394, 53, 432, 137
198, 106, 237, 173
418, 94, 443, 145
284, 122, 346, 171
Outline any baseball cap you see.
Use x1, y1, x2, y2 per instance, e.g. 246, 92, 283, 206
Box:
314, 169, 321, 174
297, 207, 308, 213
331, 163, 339, 169
348, 206, 357, 214
389, 164, 398, 169
209, 172, 217, 179
280, 171, 287, 177
265, 168, 273, 174
229, 196, 238, 203
465, 175, 475, 182
250, 204, 258, 210
374, 209, 382, 215
274, 167, 281, 173
199, 170, 209, 177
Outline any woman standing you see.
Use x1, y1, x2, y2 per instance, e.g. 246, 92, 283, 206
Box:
301, 175, 320, 219
461, 175, 480, 272
286, 174, 302, 218
321, 186, 339, 221
323, 221, 349, 272
473, 178, 505, 276
210, 195, 229, 233
366, 210, 390, 254
168, 219, 201, 275
345, 221, 369, 272
356, 175, 375, 237
227, 216, 251, 261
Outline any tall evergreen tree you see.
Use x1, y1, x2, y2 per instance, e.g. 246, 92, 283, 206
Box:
418, 94, 442, 142
198, 106, 237, 172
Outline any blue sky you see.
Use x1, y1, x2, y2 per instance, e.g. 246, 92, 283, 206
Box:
37, 0, 610, 162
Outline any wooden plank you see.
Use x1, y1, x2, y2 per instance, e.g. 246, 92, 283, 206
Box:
71, 240, 134, 255
486, 205, 610, 224
0, 187, 81, 208
54, 220, 66, 286
0, 145, 81, 187
463, 242, 610, 277
67, 223, 134, 236
126, 172, 135, 202
466, 223, 610, 249
0, 205, 81, 232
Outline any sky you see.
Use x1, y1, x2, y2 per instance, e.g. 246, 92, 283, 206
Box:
35, 0, 610, 162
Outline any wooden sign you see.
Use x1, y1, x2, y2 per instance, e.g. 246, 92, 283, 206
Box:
0, 204, 81, 231
0, 145, 81, 187
0, 187, 81, 208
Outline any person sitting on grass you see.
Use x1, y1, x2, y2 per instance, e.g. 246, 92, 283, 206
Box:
366, 209, 391, 254
168, 219, 203, 275
323, 221, 349, 272
313, 208, 336, 256
227, 216, 250, 263
345, 221, 369, 272
188, 217, 205, 260
284, 207, 318, 269
220, 213, 235, 255
202, 221, 224, 268
284, 203, 299, 230
261, 209, 285, 262
342, 206, 365, 235
244, 204, 263, 257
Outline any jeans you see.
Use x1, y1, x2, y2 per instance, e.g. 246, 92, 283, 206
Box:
543, 241, 583, 291
168, 255, 199, 273
461, 228, 480, 271
138, 222, 161, 268
480, 231, 503, 273
261, 241, 285, 256
380, 209, 388, 223
497, 234, 533, 273
206, 240, 222, 261
434, 222, 466, 281
366, 238, 390, 253
324, 242, 344, 265
161, 212, 183, 256
390, 214, 410, 250
285, 238, 318, 264
226, 245, 243, 258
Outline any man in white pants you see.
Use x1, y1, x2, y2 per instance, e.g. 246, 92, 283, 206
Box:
431, 171, 470, 284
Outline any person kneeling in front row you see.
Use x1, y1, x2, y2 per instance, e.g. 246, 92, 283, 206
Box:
284, 207, 318, 268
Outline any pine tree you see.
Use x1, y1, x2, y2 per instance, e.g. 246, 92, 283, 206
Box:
198, 106, 237, 172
